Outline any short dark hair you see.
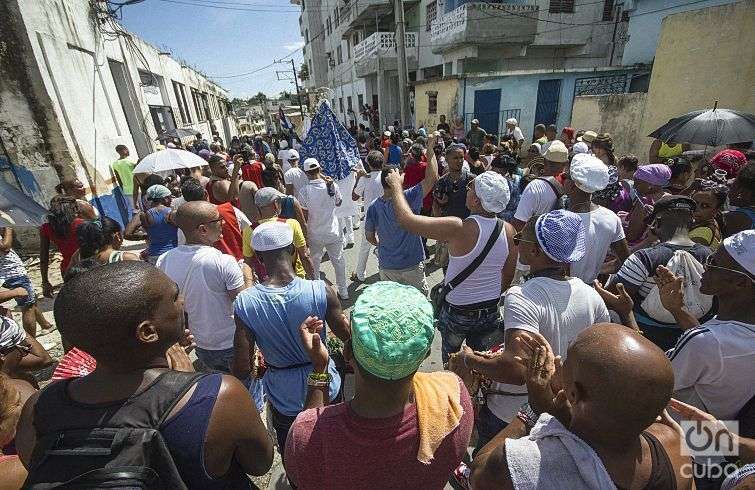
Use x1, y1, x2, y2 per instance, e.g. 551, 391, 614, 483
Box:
55, 262, 168, 359
181, 178, 206, 202
469, 146, 480, 160
140, 174, 164, 194
617, 154, 639, 173
547, 124, 557, 132
208, 155, 225, 166
736, 162, 755, 194
535, 124, 546, 133
367, 150, 384, 170
115, 144, 128, 153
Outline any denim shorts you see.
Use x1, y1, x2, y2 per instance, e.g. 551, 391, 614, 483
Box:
195, 346, 265, 411
438, 302, 504, 362
2, 275, 36, 307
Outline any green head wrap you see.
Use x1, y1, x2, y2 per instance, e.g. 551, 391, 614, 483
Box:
350, 281, 435, 380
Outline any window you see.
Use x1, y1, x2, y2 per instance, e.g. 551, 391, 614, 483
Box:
347, 96, 353, 113
427, 91, 438, 115
334, 7, 340, 27
326, 17, 332, 35
301, 0, 305, 11
372, 94, 378, 108
358, 94, 364, 111
346, 39, 351, 59
172, 80, 191, 124
337, 45, 343, 64
602, 0, 614, 20
548, 0, 574, 13
426, 1, 437, 32
305, 29, 309, 43
339, 97, 344, 113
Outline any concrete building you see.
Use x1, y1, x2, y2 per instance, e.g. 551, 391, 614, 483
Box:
0, 0, 237, 237
571, 0, 752, 159
296, 0, 424, 129
416, 0, 645, 139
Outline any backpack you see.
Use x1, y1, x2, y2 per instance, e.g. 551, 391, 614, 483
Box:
535, 176, 566, 210
640, 250, 714, 324
24, 370, 206, 489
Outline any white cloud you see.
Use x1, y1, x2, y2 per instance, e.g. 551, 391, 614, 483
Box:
283, 41, 305, 52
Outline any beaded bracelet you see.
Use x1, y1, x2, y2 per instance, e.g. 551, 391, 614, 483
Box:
309, 372, 331, 382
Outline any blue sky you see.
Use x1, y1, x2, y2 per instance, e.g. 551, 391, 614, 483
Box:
120, 0, 305, 100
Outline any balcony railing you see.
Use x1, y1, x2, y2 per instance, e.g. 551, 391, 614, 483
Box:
431, 2, 539, 53
353, 31, 417, 62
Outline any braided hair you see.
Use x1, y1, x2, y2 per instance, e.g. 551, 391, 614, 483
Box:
47, 195, 78, 238
76, 217, 122, 259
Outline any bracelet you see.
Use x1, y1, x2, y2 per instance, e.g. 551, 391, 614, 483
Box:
309, 372, 331, 382
517, 402, 539, 430
307, 378, 329, 388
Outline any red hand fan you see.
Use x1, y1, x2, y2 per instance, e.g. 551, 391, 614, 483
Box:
52, 348, 97, 380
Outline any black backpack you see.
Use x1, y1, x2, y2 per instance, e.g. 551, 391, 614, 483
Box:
24, 370, 206, 489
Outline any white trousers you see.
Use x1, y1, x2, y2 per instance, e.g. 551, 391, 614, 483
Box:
310, 238, 347, 290
354, 225, 373, 281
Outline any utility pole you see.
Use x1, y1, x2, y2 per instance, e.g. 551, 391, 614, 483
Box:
394, 0, 409, 128
290, 59, 305, 119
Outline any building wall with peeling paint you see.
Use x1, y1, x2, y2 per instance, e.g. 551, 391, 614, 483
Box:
0, 0, 238, 250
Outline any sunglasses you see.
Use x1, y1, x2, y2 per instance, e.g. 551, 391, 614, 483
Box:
704, 255, 755, 281
197, 216, 224, 229
513, 232, 538, 246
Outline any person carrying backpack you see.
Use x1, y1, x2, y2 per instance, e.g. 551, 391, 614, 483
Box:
14, 261, 273, 489
610, 195, 715, 350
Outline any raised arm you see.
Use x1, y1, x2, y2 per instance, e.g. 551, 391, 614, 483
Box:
421, 136, 440, 197
384, 169, 464, 241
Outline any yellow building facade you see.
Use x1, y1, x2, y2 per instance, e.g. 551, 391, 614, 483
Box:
413, 78, 461, 131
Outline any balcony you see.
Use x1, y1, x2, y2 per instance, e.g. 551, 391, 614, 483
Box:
341, 0, 420, 36
431, 2, 539, 54
353, 31, 418, 76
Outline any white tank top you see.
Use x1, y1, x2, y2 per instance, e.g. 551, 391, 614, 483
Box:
446, 216, 509, 306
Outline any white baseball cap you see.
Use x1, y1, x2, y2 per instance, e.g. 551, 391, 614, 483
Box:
544, 140, 569, 164
471, 119, 480, 125
252, 221, 293, 252
254, 187, 285, 207
383, 131, 391, 137
303, 158, 321, 171
287, 149, 300, 160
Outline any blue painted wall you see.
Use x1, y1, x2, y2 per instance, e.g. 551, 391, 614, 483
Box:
462, 69, 635, 140
622, 0, 736, 65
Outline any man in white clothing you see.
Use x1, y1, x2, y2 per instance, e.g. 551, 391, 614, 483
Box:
277, 140, 290, 172
283, 150, 308, 197
156, 201, 250, 373
511, 140, 568, 231
351, 150, 385, 282
564, 153, 630, 283
457, 210, 612, 450
297, 158, 349, 299
504, 118, 525, 152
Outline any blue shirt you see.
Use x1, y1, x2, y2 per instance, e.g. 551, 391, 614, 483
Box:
365, 184, 425, 270
233, 278, 341, 416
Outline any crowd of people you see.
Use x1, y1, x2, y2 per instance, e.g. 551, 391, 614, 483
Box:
0, 116, 754, 490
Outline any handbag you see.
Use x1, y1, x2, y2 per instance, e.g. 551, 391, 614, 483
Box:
430, 218, 504, 317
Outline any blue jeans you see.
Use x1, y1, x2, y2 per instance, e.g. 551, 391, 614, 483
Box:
438, 302, 504, 362
2, 275, 36, 308
195, 347, 265, 411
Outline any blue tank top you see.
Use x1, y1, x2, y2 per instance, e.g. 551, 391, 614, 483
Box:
387, 144, 402, 165
161, 374, 252, 489
233, 278, 341, 416
145, 207, 178, 257
279, 196, 295, 219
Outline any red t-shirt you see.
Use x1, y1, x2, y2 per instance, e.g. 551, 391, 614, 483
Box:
214, 202, 244, 261
40, 218, 83, 272
240, 162, 264, 188
285, 379, 473, 489
403, 160, 432, 211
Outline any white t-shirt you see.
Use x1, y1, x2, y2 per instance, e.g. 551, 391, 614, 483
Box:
176, 206, 251, 246
669, 319, 755, 420
507, 126, 524, 142
156, 245, 244, 350
353, 170, 384, 210
486, 277, 610, 422
278, 149, 291, 173
284, 167, 309, 197
297, 179, 343, 244
569, 206, 625, 283
513, 178, 558, 222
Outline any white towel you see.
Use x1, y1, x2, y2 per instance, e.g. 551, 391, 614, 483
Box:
505, 413, 617, 490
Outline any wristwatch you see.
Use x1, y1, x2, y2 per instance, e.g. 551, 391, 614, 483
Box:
517, 402, 540, 431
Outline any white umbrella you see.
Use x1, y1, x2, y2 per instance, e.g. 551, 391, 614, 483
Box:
134, 148, 207, 174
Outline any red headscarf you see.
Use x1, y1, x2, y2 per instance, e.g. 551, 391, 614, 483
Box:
561, 127, 575, 144
710, 149, 747, 178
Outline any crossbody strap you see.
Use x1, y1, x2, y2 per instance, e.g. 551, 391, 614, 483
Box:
536, 176, 564, 199
443, 218, 503, 295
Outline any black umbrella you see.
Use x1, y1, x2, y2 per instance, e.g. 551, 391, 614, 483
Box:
648, 104, 755, 146
155, 128, 197, 141
0, 179, 49, 227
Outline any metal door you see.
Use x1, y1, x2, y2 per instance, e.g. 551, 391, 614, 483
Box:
473, 89, 501, 135
534, 79, 561, 128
